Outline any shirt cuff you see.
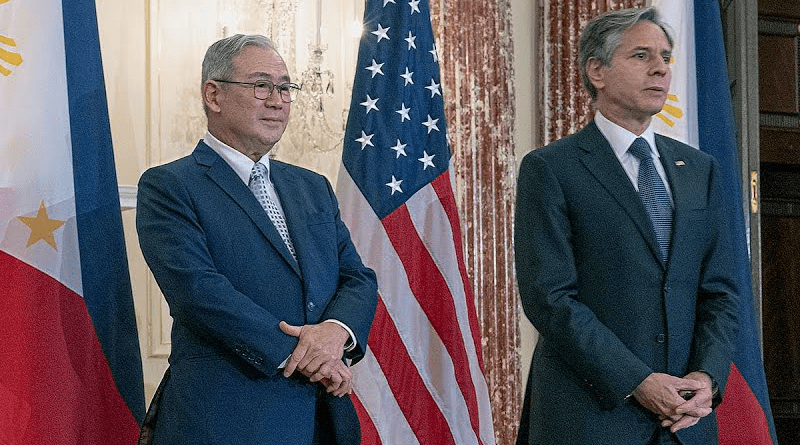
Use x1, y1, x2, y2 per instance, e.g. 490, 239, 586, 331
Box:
323, 319, 357, 352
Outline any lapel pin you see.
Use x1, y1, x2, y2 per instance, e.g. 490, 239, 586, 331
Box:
675, 160, 686, 167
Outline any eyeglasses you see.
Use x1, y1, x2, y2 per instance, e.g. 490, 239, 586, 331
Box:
214, 79, 301, 103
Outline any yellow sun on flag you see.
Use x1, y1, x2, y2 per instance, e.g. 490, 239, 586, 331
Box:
0, 0, 23, 77
655, 93, 684, 127
18, 201, 66, 250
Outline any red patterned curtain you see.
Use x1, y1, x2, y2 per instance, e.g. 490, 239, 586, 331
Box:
429, 0, 519, 443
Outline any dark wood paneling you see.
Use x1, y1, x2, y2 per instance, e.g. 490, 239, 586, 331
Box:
759, 35, 798, 114
761, 127, 800, 164
762, 214, 800, 393
759, 2, 800, 440
761, 212, 800, 438
759, 0, 800, 20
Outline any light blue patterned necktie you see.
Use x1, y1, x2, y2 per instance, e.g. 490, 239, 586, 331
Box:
249, 162, 296, 260
628, 137, 672, 261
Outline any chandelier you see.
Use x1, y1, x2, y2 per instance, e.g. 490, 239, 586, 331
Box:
282, 0, 345, 155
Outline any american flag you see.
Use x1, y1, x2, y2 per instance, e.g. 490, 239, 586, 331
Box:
336, 0, 496, 444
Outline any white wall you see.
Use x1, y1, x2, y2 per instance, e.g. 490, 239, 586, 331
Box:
509, 0, 539, 395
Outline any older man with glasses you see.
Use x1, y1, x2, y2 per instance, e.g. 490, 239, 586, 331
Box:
135, 34, 378, 445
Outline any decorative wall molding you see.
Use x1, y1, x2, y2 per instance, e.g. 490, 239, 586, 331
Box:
119, 185, 137, 210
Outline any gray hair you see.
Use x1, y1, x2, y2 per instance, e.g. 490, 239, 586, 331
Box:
202, 34, 281, 84
579, 7, 673, 100
201, 34, 282, 114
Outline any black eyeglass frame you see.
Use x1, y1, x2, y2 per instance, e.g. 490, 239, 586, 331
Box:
213, 79, 301, 103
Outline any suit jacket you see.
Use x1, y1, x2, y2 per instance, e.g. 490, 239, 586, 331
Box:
136, 141, 378, 445
514, 122, 739, 445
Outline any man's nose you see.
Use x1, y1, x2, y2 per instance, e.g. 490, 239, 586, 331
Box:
651, 57, 670, 75
264, 90, 284, 107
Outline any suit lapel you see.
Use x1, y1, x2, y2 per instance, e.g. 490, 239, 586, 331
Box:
577, 122, 665, 266
654, 135, 692, 271
193, 142, 301, 276
267, 160, 306, 277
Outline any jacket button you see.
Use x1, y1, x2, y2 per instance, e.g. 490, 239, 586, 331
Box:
656, 334, 666, 343
307, 301, 316, 311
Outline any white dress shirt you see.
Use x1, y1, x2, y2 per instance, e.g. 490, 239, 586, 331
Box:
594, 111, 673, 205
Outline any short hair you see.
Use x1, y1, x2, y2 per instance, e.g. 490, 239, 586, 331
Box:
201, 34, 282, 114
201, 34, 281, 85
578, 7, 673, 100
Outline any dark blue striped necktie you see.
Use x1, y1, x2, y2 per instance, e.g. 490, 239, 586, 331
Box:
628, 137, 672, 261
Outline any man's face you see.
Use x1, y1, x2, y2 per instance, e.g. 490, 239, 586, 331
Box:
591, 20, 672, 127
214, 45, 291, 158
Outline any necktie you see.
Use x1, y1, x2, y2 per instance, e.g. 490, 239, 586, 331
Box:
249, 162, 297, 260
628, 137, 672, 261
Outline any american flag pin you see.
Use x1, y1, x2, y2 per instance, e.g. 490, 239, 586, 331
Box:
675, 160, 686, 167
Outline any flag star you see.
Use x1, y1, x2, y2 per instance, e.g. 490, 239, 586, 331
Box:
390, 139, 408, 158
405, 31, 417, 50
386, 175, 403, 195
17, 201, 65, 250
418, 151, 436, 170
355, 130, 375, 149
365, 59, 385, 78
360, 95, 380, 114
425, 79, 441, 98
408, 0, 421, 14
372, 23, 390, 42
429, 43, 439, 62
422, 115, 440, 133
383, 0, 396, 5
395, 103, 411, 122
400, 67, 414, 85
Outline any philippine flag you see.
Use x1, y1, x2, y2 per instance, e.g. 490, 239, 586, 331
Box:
0, 0, 145, 443
651, 0, 778, 443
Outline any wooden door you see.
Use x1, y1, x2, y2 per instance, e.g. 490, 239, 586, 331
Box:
759, 0, 800, 441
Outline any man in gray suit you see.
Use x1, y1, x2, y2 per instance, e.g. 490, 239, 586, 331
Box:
514, 7, 738, 445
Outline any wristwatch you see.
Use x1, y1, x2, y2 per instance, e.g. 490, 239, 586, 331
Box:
710, 380, 721, 409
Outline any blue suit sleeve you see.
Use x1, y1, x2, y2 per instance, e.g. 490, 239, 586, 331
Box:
686, 157, 739, 396
136, 166, 297, 376
317, 178, 378, 364
515, 152, 653, 406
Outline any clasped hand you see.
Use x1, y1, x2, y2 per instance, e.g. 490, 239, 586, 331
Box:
279, 321, 352, 397
632, 371, 714, 433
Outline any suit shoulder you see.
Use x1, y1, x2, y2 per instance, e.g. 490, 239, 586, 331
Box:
271, 159, 323, 177
271, 159, 331, 186
521, 130, 584, 165
655, 134, 716, 168
655, 134, 710, 158
139, 154, 197, 183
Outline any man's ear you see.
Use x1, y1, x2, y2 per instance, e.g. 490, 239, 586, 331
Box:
585, 57, 606, 92
202, 80, 222, 114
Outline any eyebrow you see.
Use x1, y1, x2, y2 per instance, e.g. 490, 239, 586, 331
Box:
247, 72, 292, 82
631, 46, 672, 56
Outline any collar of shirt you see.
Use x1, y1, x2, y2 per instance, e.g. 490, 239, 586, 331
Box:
594, 111, 658, 162
203, 131, 271, 186
594, 112, 673, 202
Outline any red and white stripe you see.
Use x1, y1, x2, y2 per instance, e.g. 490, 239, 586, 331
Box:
338, 163, 495, 445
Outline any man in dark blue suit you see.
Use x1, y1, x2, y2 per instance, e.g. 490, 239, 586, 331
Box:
515, 7, 738, 445
136, 34, 377, 444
